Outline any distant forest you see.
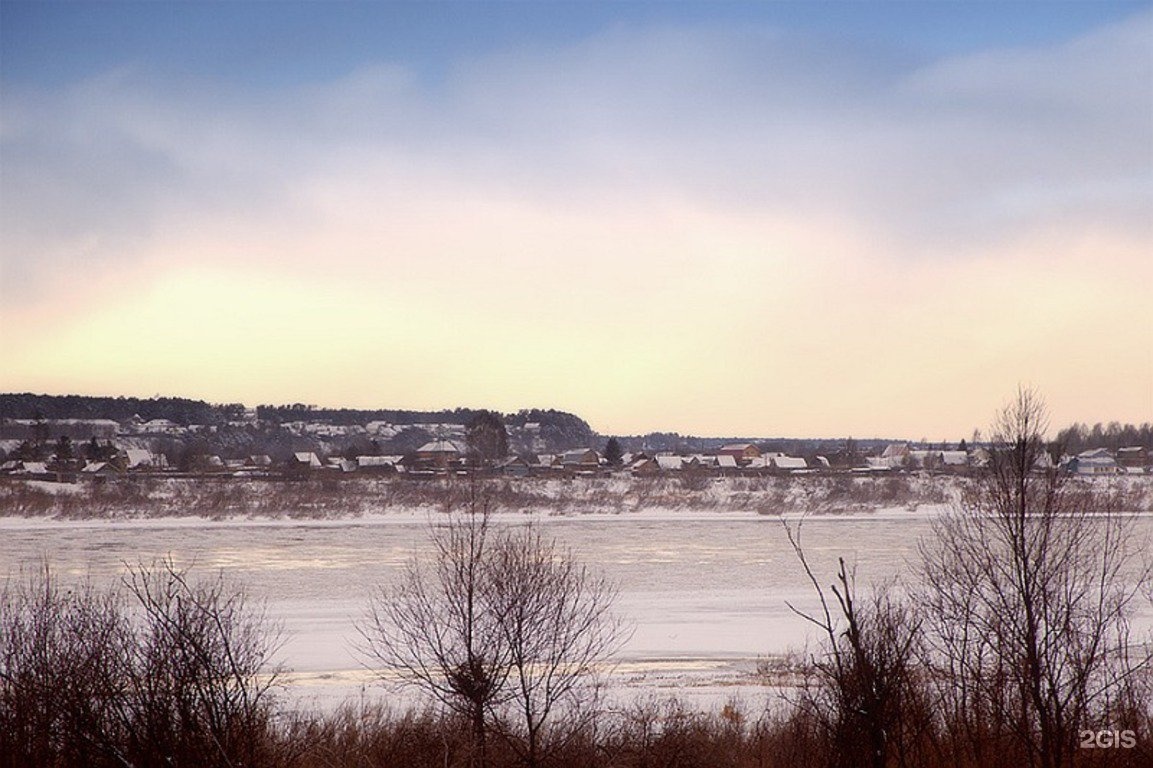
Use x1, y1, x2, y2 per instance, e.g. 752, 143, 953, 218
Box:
0, 394, 238, 425
1054, 421, 1153, 453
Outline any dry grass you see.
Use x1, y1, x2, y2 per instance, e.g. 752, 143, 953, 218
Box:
2, 473, 1149, 521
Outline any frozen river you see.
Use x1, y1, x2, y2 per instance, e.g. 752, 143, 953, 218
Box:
3, 509, 1150, 711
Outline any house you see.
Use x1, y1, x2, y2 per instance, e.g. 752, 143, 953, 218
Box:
772, 455, 808, 471
561, 449, 600, 472
629, 456, 660, 475
715, 455, 740, 471
246, 455, 273, 468
356, 455, 401, 473
294, 452, 323, 468
655, 455, 684, 471
11, 461, 52, 478
140, 418, 182, 435
939, 451, 969, 469
1116, 446, 1148, 469
531, 454, 564, 474
1065, 450, 1121, 475
718, 443, 761, 462
415, 440, 463, 471
496, 456, 532, 476
285, 452, 323, 476
80, 461, 121, 479
125, 449, 167, 471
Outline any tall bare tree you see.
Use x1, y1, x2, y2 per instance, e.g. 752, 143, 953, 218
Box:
487, 525, 628, 768
918, 388, 1152, 768
783, 521, 930, 768
361, 501, 625, 768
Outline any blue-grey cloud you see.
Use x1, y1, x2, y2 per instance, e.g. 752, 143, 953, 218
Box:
2, 11, 1150, 303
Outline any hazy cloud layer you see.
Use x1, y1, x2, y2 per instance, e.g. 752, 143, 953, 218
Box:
2, 12, 1150, 436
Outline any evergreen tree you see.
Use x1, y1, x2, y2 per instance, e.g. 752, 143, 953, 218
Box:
54, 436, 73, 462
603, 437, 624, 467
466, 410, 509, 468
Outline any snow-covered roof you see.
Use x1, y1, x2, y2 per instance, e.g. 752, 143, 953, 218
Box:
881, 443, 910, 458
417, 440, 461, 454
562, 449, 599, 464
655, 455, 683, 470
357, 455, 399, 467
293, 452, 322, 467
773, 456, 807, 470
125, 449, 155, 468
716, 455, 739, 469
940, 451, 968, 465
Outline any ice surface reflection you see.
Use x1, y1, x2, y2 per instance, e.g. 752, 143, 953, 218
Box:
3, 511, 1150, 710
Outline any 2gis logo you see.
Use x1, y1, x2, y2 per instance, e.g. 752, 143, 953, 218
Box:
1079, 729, 1137, 749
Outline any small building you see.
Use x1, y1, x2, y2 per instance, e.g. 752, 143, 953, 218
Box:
655, 455, 684, 471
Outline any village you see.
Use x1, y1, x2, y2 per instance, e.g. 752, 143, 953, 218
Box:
0, 411, 1148, 484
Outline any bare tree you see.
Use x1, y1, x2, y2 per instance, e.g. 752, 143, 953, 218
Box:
361, 500, 626, 768
918, 388, 1152, 768
121, 558, 284, 768
487, 524, 628, 768
0, 566, 130, 768
0, 560, 283, 768
783, 521, 929, 768
362, 505, 510, 767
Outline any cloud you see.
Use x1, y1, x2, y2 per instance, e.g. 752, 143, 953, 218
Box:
1, 11, 1150, 435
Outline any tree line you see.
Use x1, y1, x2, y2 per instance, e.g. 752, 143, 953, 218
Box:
1055, 421, 1153, 454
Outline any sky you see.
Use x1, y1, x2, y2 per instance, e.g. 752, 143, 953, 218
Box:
1, 1, 1151, 439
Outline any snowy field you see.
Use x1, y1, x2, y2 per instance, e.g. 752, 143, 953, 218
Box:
3, 503, 1151, 714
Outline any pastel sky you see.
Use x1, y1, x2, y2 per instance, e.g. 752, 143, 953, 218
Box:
1, 1, 1150, 439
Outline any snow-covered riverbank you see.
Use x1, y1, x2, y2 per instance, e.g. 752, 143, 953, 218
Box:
3, 473, 1150, 523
